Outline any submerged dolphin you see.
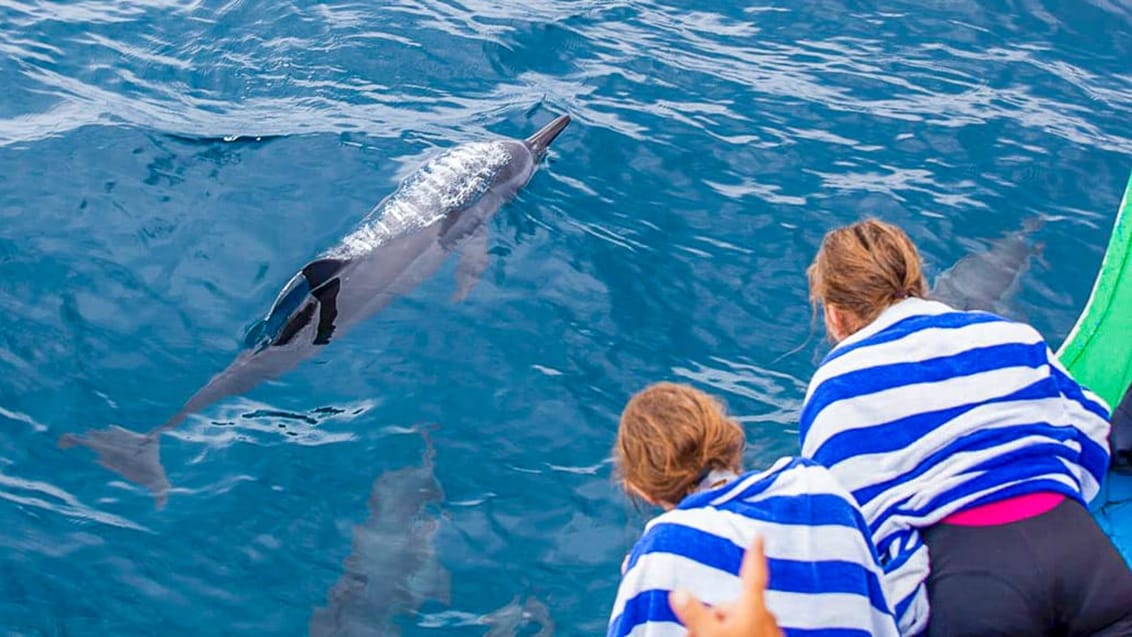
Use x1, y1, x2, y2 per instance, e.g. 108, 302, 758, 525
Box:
479, 596, 555, 637
929, 217, 1045, 316
308, 429, 555, 636
309, 430, 449, 637
60, 115, 572, 506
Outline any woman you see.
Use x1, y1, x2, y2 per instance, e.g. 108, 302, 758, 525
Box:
801, 218, 1132, 635
606, 382, 899, 637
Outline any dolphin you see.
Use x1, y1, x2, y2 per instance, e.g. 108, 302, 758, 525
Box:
309, 429, 449, 637
60, 115, 572, 507
479, 596, 555, 637
308, 428, 556, 636
929, 217, 1045, 316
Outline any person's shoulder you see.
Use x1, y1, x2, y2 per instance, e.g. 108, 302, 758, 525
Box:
990, 313, 1045, 342
750, 456, 832, 480
754, 457, 849, 494
710, 458, 851, 504
927, 304, 1044, 340
860, 305, 1048, 360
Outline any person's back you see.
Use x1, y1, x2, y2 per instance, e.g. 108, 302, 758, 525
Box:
606, 382, 899, 637
800, 218, 1132, 635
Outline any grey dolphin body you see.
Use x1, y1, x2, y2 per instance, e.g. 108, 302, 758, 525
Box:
60, 115, 572, 506
309, 433, 448, 637
929, 218, 1045, 316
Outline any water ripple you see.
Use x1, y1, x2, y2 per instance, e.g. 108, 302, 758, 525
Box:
0, 471, 150, 532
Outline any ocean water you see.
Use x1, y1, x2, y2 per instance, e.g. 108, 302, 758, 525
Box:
1, 0, 1130, 634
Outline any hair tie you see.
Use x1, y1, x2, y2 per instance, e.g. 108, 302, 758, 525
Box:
694, 467, 739, 493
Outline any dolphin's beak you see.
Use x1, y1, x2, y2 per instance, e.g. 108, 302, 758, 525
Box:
524, 114, 571, 157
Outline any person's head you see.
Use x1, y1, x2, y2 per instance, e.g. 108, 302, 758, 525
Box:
806, 218, 927, 342
614, 382, 745, 510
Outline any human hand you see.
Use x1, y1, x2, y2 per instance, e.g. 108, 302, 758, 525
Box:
668, 536, 784, 637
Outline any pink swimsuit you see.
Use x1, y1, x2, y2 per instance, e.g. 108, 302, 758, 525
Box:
941, 492, 1066, 526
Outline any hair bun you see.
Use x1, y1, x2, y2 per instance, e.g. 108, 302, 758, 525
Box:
807, 218, 927, 332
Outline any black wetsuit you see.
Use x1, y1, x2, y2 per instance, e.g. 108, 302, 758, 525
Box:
924, 381, 1132, 637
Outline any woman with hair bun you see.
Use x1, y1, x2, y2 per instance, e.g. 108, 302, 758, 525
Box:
606, 382, 900, 637
801, 218, 1132, 636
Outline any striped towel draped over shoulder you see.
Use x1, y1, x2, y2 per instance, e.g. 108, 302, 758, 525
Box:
800, 297, 1112, 634
607, 457, 900, 637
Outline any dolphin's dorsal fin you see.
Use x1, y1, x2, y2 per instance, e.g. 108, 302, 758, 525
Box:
303, 258, 345, 344
274, 302, 317, 346
244, 258, 347, 350
311, 278, 341, 345
302, 258, 346, 291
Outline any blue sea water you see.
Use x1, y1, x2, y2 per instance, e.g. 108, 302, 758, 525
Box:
0, 0, 1130, 634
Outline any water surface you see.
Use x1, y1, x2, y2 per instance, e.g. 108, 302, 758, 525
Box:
1, 0, 1130, 634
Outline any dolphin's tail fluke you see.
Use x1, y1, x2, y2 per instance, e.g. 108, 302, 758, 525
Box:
524, 114, 571, 158
59, 426, 170, 509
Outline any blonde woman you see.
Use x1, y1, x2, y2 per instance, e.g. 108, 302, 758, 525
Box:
801, 219, 1132, 635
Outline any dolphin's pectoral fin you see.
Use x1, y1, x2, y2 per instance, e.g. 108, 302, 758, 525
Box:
452, 225, 489, 303
311, 278, 341, 345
